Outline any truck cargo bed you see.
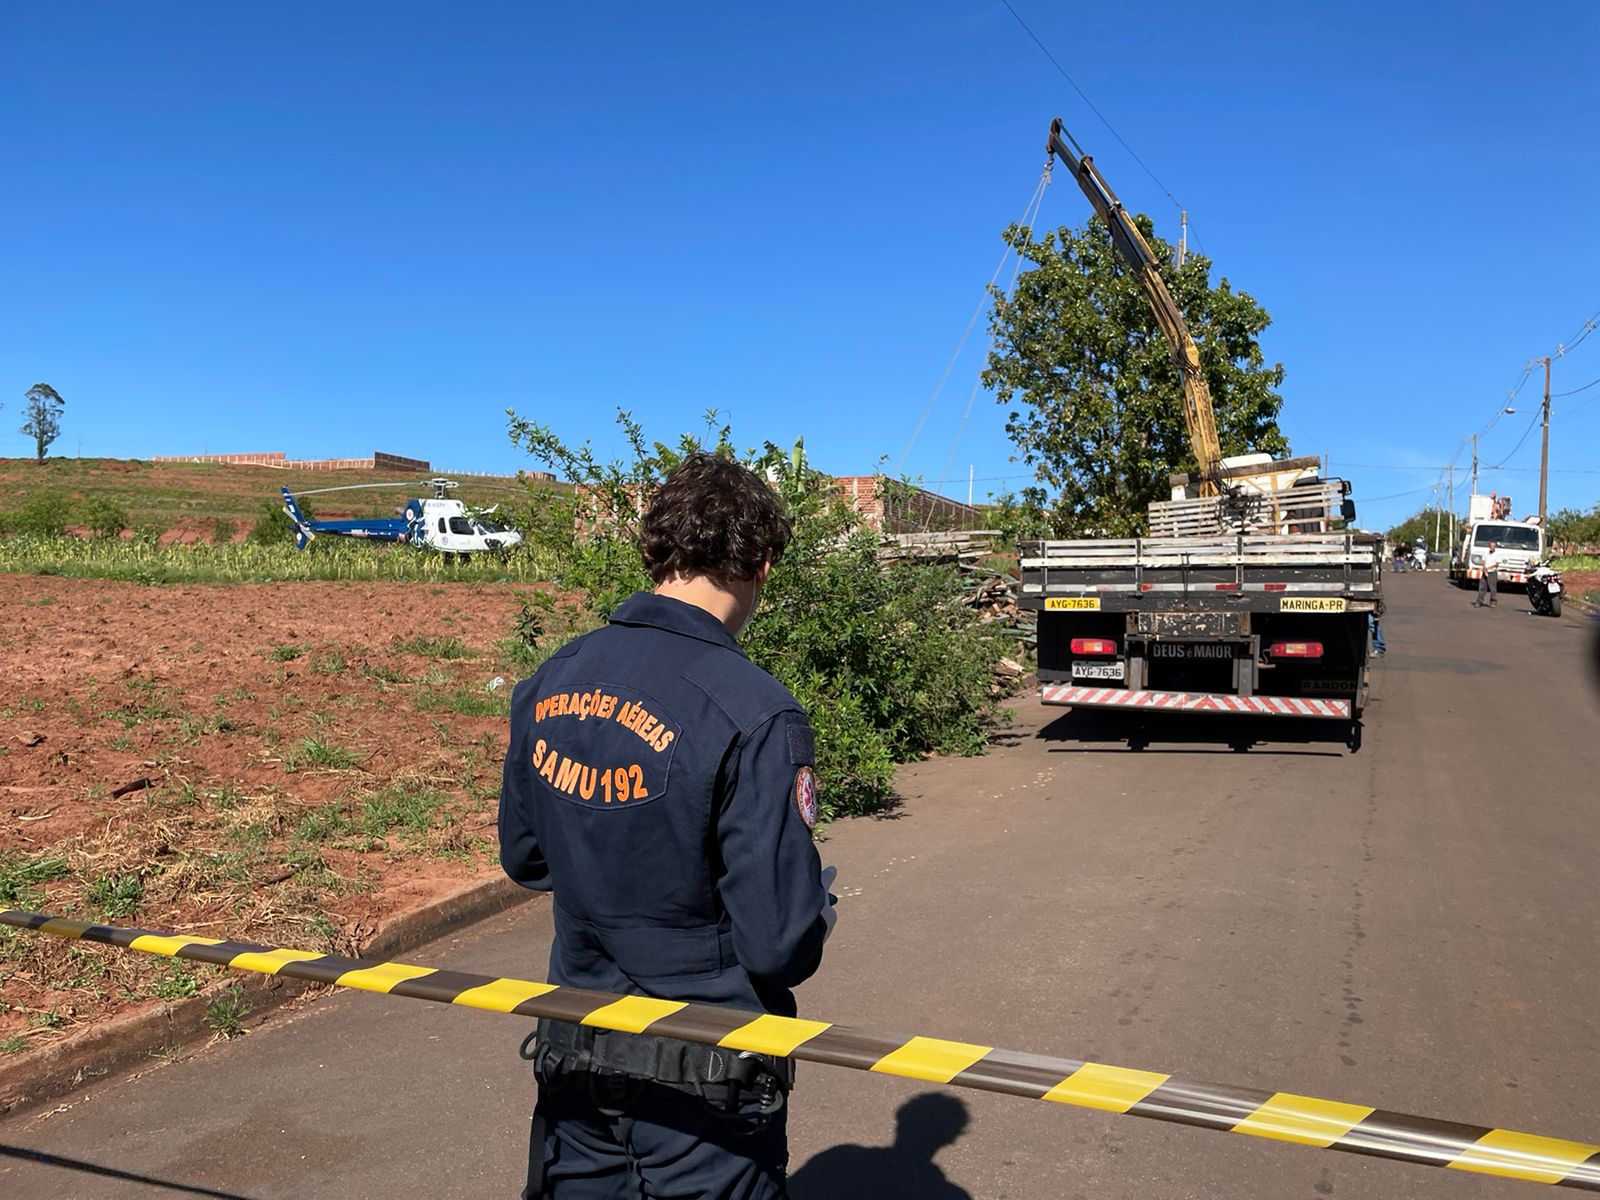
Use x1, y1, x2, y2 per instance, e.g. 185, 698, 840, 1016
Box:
1020, 533, 1383, 615
1021, 533, 1383, 735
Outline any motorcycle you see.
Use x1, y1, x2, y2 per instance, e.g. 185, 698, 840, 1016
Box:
1527, 562, 1563, 618
1411, 544, 1429, 571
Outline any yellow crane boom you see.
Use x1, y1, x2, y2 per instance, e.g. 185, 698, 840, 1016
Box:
1045, 118, 1223, 496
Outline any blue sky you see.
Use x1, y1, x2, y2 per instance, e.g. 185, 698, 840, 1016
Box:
3, 2, 1597, 529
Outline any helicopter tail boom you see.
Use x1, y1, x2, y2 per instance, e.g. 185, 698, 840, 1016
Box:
281, 488, 316, 550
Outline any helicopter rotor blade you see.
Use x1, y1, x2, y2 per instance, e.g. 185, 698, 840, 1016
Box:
285, 477, 544, 500
284, 481, 432, 499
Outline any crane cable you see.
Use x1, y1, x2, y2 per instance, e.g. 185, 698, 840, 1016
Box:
996, 0, 1205, 256
928, 178, 1050, 517
896, 166, 1052, 474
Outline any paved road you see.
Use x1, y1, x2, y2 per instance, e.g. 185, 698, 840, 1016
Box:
4, 573, 1599, 1199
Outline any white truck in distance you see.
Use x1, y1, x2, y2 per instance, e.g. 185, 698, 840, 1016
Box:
1448, 494, 1545, 589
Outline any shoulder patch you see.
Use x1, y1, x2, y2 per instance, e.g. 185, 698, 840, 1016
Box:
787, 722, 815, 766
794, 766, 818, 830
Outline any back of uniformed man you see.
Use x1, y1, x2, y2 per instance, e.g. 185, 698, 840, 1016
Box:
500, 453, 836, 1199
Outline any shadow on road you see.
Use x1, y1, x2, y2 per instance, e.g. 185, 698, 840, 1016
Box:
1036, 708, 1351, 756
0, 1143, 258, 1199
789, 1093, 973, 1200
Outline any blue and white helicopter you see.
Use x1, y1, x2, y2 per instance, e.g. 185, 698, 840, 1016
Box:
280, 478, 524, 556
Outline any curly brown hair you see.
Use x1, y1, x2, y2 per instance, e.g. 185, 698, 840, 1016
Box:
639, 453, 791, 588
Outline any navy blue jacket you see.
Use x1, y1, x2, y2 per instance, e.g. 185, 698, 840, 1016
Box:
499, 592, 828, 1018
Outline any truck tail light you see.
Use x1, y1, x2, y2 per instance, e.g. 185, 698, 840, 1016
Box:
1071, 638, 1118, 656
1268, 641, 1324, 658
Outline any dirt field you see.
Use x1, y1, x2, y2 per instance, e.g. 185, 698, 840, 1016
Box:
0, 574, 543, 1048
1564, 568, 1600, 606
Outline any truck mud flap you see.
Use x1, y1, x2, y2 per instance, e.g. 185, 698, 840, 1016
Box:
1041, 684, 1351, 719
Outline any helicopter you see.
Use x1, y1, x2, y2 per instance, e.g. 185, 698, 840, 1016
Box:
280, 478, 525, 556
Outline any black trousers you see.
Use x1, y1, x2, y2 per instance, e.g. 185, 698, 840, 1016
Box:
529, 1075, 788, 1200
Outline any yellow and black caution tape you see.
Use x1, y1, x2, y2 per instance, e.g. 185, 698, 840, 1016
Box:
4, 906, 1598, 1190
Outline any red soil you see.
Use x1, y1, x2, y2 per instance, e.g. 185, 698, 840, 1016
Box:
1, 574, 541, 1043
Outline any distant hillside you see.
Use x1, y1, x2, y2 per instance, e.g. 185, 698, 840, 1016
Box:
0, 457, 556, 537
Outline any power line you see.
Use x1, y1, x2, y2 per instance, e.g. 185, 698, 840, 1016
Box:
1482, 465, 1600, 475
1551, 375, 1600, 398
1557, 308, 1600, 356
1489, 409, 1542, 469
997, 0, 1186, 219
1359, 484, 1435, 503
1333, 461, 1600, 476
1446, 302, 1600, 471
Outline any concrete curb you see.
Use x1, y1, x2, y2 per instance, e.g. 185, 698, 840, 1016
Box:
0, 872, 532, 1120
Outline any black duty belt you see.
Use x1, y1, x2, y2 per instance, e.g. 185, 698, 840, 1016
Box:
520, 1019, 793, 1198
522, 1017, 794, 1101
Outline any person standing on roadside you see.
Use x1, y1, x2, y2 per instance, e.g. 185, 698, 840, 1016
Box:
500, 452, 838, 1200
1475, 540, 1502, 608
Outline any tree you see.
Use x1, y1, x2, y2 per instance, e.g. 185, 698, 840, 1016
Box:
21, 383, 65, 464
81, 496, 130, 539
983, 218, 1289, 535
1386, 507, 1455, 554
1547, 504, 1600, 556
505, 408, 1009, 817
247, 493, 313, 545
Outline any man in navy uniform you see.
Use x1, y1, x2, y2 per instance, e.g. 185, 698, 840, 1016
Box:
500, 452, 837, 1199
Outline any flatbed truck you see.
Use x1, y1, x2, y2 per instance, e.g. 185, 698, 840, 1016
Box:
1021, 529, 1383, 748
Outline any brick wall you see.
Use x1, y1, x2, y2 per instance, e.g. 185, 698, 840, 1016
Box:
833, 476, 982, 533
151, 453, 287, 467
373, 451, 431, 473
151, 450, 433, 472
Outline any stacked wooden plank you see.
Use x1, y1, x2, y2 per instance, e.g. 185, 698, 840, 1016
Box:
878, 529, 1003, 563
878, 529, 1034, 679
1147, 482, 1345, 538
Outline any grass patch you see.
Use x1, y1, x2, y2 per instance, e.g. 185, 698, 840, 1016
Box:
85, 872, 144, 919
282, 737, 360, 771
359, 781, 446, 839
295, 804, 352, 844
64, 944, 111, 988
0, 531, 561, 585
413, 686, 510, 717
205, 985, 251, 1038
105, 680, 182, 728
312, 650, 348, 675
0, 851, 70, 906
149, 962, 202, 1001
395, 635, 472, 660
269, 644, 306, 661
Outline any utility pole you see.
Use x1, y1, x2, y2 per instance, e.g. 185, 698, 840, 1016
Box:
1539, 356, 1551, 526
1471, 434, 1478, 496
1433, 484, 1442, 551
1447, 464, 1455, 553
968, 464, 974, 508
1176, 211, 1188, 269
